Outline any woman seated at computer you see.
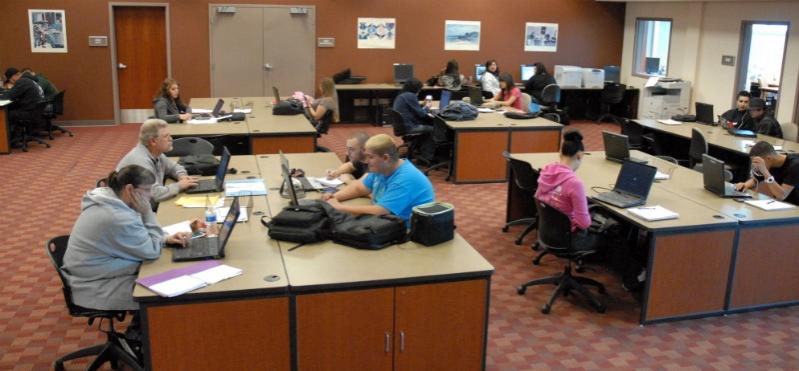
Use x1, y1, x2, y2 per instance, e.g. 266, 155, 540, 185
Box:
480, 59, 501, 98
153, 78, 192, 123
436, 59, 463, 91
489, 73, 523, 110
304, 77, 340, 125
524, 62, 556, 103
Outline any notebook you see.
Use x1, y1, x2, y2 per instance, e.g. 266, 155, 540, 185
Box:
136, 260, 242, 297
744, 199, 796, 211
627, 205, 679, 221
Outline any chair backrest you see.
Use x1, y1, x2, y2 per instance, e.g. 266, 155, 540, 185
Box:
621, 119, 645, 147
780, 121, 797, 142
503, 151, 540, 192
540, 84, 561, 105
520, 93, 532, 113
689, 128, 708, 163
432, 115, 452, 144
601, 83, 626, 104
314, 110, 334, 135
46, 235, 81, 315
387, 108, 409, 137
51, 90, 65, 116
535, 199, 572, 252
166, 137, 214, 157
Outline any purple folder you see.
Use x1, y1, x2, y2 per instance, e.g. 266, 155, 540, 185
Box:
136, 260, 220, 287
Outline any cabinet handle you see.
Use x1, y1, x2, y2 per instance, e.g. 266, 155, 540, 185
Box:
385, 331, 391, 353
400, 331, 406, 352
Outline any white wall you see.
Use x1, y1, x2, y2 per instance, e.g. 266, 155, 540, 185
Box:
620, 1, 799, 124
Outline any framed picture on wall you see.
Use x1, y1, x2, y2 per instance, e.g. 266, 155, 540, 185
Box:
357, 18, 396, 49
444, 20, 480, 51
524, 22, 558, 52
28, 9, 68, 53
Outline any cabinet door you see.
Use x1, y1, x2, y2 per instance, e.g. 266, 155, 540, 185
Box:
394, 279, 488, 371
296, 288, 394, 371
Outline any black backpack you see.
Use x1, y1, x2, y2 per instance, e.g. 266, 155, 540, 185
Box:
178, 154, 220, 176
322, 204, 407, 250
264, 202, 330, 245
273, 98, 305, 115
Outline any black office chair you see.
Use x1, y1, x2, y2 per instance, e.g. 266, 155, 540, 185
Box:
620, 118, 649, 152
424, 115, 453, 178
312, 110, 334, 152
10, 100, 50, 152
43, 90, 73, 139
539, 84, 561, 114
501, 151, 540, 245
517, 200, 606, 314
46, 235, 144, 371
165, 137, 214, 157
688, 128, 733, 181
387, 108, 423, 161
596, 83, 627, 125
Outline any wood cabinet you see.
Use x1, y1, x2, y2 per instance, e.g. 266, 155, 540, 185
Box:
296, 279, 488, 371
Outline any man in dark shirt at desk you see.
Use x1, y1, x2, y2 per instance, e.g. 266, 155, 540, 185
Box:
392, 78, 434, 163
735, 141, 799, 205
1, 68, 45, 127
721, 90, 750, 127
739, 98, 783, 138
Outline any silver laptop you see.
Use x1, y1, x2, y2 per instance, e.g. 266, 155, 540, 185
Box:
173, 197, 241, 262
702, 154, 751, 198
192, 99, 224, 119
602, 131, 647, 164
593, 160, 657, 208
186, 146, 231, 194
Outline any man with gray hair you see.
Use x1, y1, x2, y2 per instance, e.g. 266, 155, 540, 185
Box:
116, 119, 198, 202
735, 141, 799, 205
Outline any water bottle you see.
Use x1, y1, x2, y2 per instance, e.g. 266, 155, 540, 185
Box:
204, 205, 217, 236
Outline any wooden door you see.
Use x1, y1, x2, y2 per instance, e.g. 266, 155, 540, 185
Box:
262, 6, 315, 95
296, 288, 394, 371
210, 6, 264, 97
394, 280, 488, 371
114, 6, 166, 109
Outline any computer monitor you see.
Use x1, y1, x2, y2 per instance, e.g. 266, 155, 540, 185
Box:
645, 57, 661, 74
695, 102, 714, 125
521, 64, 536, 81
475, 64, 486, 82
603, 65, 621, 83
393, 63, 414, 84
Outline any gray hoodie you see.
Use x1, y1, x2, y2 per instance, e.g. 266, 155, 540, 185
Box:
62, 187, 165, 310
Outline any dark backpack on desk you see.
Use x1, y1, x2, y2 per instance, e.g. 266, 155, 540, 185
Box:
273, 99, 304, 115
178, 154, 220, 176
265, 202, 330, 244
329, 214, 407, 250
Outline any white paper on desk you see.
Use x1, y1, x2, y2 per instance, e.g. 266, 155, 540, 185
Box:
645, 76, 659, 88
148, 275, 207, 297
187, 117, 218, 125
744, 199, 796, 211
655, 171, 670, 180
224, 179, 267, 196
163, 220, 193, 235
215, 207, 248, 222
310, 176, 343, 188
191, 108, 212, 113
657, 119, 683, 126
0, 99, 11, 106
190, 264, 243, 285
233, 108, 252, 114
627, 205, 679, 221
478, 108, 494, 113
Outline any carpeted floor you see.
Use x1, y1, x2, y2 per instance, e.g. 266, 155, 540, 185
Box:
0, 120, 796, 370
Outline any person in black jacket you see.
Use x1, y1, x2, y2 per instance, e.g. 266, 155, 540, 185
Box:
1, 68, 45, 125
392, 78, 434, 163
153, 78, 191, 123
524, 62, 557, 103
720, 90, 750, 127
739, 98, 782, 138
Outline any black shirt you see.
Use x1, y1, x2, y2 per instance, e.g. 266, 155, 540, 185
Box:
524, 73, 557, 103
721, 109, 747, 126
1, 74, 44, 111
352, 161, 367, 179
770, 154, 799, 205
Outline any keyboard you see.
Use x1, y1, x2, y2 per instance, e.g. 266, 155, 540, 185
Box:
593, 191, 644, 208
186, 179, 219, 194
172, 237, 219, 261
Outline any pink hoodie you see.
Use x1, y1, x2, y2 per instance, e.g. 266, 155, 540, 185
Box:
535, 162, 591, 231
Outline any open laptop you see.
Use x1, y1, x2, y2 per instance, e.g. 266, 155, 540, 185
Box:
592, 160, 658, 208
602, 131, 647, 164
192, 99, 225, 119
281, 162, 316, 208
702, 154, 751, 198
468, 85, 483, 106
695, 102, 714, 125
186, 146, 231, 194
173, 196, 241, 262
279, 150, 321, 191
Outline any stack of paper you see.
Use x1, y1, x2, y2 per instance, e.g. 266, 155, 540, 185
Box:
191, 108, 212, 113
187, 117, 218, 125
225, 179, 267, 196
162, 220, 193, 235
655, 171, 670, 180
310, 177, 344, 189
627, 205, 679, 221
175, 195, 221, 208
744, 199, 796, 211
0, 100, 11, 106
742, 140, 782, 151
657, 119, 683, 126
233, 108, 252, 114
215, 206, 249, 222
136, 261, 243, 297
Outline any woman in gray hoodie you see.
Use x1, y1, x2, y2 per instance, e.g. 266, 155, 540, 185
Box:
63, 165, 191, 311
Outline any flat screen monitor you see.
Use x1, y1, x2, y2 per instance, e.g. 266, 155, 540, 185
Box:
603, 65, 620, 83
521, 64, 536, 81
645, 57, 661, 74
393, 63, 414, 84
475, 64, 486, 81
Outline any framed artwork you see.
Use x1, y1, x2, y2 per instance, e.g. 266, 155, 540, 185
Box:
357, 17, 396, 49
524, 22, 558, 52
29, 9, 68, 53
445, 20, 480, 51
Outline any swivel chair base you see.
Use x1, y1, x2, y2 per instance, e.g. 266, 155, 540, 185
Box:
53, 330, 143, 371
502, 218, 537, 245
517, 265, 606, 314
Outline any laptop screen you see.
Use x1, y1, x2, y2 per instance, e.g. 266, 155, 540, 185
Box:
215, 146, 231, 188
212, 99, 224, 116
696, 102, 714, 124
602, 131, 630, 162
614, 160, 657, 199
216, 196, 240, 254
440, 90, 452, 109
272, 86, 281, 105
281, 163, 300, 207
468, 86, 482, 106
475, 64, 486, 81
702, 154, 726, 194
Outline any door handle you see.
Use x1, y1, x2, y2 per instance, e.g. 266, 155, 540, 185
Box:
399, 331, 405, 352
118, 63, 127, 70
264, 63, 273, 70
384, 331, 391, 353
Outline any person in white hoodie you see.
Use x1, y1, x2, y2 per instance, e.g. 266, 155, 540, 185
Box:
63, 165, 192, 311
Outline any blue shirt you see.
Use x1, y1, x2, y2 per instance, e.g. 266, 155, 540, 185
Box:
363, 160, 435, 224
392, 91, 428, 131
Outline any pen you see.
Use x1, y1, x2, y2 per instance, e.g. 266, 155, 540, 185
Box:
766, 200, 775, 204
637, 207, 656, 210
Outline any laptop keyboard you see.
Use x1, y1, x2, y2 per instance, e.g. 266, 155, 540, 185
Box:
188, 179, 217, 193
595, 191, 641, 207
183, 237, 216, 257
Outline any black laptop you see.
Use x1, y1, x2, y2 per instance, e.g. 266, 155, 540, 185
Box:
173, 196, 241, 262
602, 131, 647, 164
192, 99, 224, 119
592, 160, 658, 208
468, 85, 483, 106
278, 150, 321, 192
186, 146, 231, 194
702, 154, 751, 198
695, 102, 714, 125
281, 162, 316, 208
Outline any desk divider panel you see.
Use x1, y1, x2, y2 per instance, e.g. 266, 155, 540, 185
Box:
454, 130, 509, 182
0, 109, 9, 154
730, 225, 799, 309
252, 136, 315, 154
509, 129, 561, 154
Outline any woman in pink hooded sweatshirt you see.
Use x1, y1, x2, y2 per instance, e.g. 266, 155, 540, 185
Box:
535, 130, 598, 250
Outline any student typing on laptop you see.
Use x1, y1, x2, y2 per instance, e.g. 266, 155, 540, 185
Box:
153, 78, 192, 123
487, 73, 523, 111
734, 141, 799, 205
720, 90, 751, 128
326, 132, 369, 183
116, 119, 198, 204
392, 78, 435, 163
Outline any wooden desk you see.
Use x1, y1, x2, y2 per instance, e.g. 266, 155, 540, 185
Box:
0, 104, 9, 154
446, 114, 562, 183
510, 152, 739, 324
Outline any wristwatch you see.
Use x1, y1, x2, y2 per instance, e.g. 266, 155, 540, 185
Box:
765, 175, 775, 184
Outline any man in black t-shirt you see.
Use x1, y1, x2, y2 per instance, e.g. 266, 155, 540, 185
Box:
327, 132, 369, 183
721, 90, 750, 127
735, 141, 799, 205
739, 98, 783, 138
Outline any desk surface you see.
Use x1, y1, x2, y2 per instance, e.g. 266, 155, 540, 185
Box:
336, 83, 443, 91
182, 97, 316, 137
446, 112, 562, 130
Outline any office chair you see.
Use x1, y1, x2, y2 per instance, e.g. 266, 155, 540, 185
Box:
10, 100, 50, 152
596, 83, 627, 125
620, 118, 650, 152
166, 137, 214, 157
539, 84, 561, 114
43, 90, 73, 139
46, 235, 144, 371
517, 200, 606, 314
689, 128, 733, 181
501, 151, 540, 245
386, 108, 423, 161
779, 121, 797, 142
423, 115, 453, 179
312, 110, 333, 152
520, 93, 533, 113
655, 155, 679, 164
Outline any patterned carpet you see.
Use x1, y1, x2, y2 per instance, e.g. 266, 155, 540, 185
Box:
0, 121, 797, 370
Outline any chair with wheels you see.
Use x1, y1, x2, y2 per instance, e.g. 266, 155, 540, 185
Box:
46, 235, 143, 371
165, 137, 214, 157
688, 128, 733, 180
423, 115, 453, 178
538, 84, 562, 115
386, 108, 423, 161
501, 151, 540, 245
10, 100, 50, 152
517, 200, 607, 314
520, 93, 533, 113
43, 90, 73, 139
620, 118, 649, 152
312, 110, 334, 152
596, 83, 627, 125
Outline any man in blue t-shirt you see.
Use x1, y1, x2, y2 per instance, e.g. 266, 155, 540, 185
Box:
322, 134, 435, 223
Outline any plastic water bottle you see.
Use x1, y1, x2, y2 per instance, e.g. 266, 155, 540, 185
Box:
205, 205, 217, 236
